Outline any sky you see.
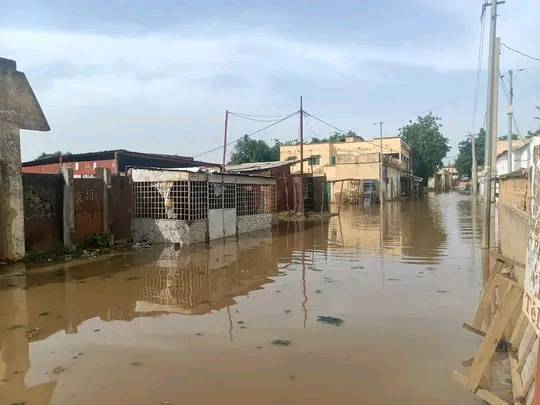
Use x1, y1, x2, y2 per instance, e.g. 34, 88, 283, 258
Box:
1, 0, 539, 163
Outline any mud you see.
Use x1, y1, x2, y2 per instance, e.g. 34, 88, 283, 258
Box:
0, 193, 483, 404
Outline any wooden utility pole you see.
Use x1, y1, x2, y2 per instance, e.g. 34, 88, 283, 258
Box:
379, 121, 384, 205
222, 110, 229, 168
300, 97, 304, 177
507, 69, 513, 173
482, 0, 502, 249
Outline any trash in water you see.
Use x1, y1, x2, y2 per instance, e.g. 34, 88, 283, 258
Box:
52, 366, 65, 375
317, 316, 344, 326
272, 339, 291, 346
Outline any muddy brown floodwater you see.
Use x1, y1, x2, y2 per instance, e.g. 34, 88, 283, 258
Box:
0, 193, 485, 404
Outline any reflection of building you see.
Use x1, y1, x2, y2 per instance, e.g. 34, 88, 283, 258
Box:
280, 135, 420, 202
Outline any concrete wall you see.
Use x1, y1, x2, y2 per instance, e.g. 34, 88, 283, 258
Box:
237, 213, 273, 234
497, 202, 528, 267
132, 218, 207, 245
499, 173, 530, 212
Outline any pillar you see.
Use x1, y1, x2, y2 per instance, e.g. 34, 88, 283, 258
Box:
0, 57, 50, 261
94, 167, 111, 234
62, 167, 75, 249
0, 121, 25, 260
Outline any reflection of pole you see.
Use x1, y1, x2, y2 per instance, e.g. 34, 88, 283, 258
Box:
301, 251, 307, 329
226, 305, 233, 341
470, 132, 478, 199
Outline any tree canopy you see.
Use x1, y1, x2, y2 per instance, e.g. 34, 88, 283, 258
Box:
454, 128, 485, 178
229, 136, 280, 164
36, 151, 71, 160
310, 130, 359, 144
399, 113, 450, 184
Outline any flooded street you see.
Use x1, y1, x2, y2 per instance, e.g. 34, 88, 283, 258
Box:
0, 192, 484, 404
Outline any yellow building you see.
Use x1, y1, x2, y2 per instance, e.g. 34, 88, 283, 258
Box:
279, 135, 419, 202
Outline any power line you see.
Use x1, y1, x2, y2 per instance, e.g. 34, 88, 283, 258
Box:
502, 43, 540, 63
472, 2, 488, 130
193, 110, 299, 158
499, 77, 522, 137
228, 111, 297, 122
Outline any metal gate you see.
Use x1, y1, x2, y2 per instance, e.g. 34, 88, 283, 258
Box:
208, 178, 236, 240
74, 178, 103, 242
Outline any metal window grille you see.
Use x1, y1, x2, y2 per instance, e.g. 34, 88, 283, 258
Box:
189, 181, 208, 220
237, 184, 259, 216
171, 181, 189, 220
133, 181, 167, 219
209, 182, 224, 209
224, 183, 236, 209
262, 184, 277, 213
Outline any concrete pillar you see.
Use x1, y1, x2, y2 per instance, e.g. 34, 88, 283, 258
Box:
0, 121, 25, 260
0, 58, 49, 261
94, 167, 111, 234
62, 167, 75, 249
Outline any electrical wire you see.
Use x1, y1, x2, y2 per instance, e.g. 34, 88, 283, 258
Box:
193, 110, 299, 158
502, 43, 540, 63
228, 111, 298, 122
472, 1, 488, 130
499, 77, 522, 137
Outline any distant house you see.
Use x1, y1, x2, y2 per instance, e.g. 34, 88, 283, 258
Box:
279, 135, 419, 202
22, 150, 219, 176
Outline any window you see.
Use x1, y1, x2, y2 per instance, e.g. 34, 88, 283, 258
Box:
308, 156, 320, 166
330, 156, 336, 166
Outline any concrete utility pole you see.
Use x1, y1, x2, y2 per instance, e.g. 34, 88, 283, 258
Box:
0, 58, 50, 261
471, 132, 478, 199
379, 121, 384, 205
507, 69, 513, 173
482, 0, 503, 249
222, 110, 229, 169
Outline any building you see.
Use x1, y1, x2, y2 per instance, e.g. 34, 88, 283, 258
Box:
427, 165, 458, 192
22, 150, 219, 176
225, 160, 328, 213
279, 135, 419, 202
496, 136, 540, 175
131, 168, 277, 245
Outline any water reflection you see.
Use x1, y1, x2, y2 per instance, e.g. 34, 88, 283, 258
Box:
0, 193, 482, 405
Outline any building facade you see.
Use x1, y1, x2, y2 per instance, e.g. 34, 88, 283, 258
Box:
279, 135, 418, 202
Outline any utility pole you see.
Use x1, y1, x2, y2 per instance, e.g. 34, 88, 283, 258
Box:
300, 96, 304, 177
471, 132, 478, 199
379, 121, 384, 205
483, 0, 503, 249
507, 69, 513, 173
222, 110, 229, 169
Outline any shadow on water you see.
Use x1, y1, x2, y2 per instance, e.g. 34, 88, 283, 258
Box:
0, 192, 484, 405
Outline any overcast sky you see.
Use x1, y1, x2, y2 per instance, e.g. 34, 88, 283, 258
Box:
2, 0, 539, 163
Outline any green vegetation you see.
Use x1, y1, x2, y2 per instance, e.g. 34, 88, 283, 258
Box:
229, 135, 281, 164
35, 151, 71, 160
399, 113, 450, 185
310, 130, 359, 144
454, 128, 485, 177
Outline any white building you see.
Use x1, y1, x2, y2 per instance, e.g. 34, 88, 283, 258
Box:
496, 136, 540, 175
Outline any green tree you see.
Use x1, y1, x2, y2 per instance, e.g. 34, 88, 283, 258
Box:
229, 136, 280, 164
454, 129, 486, 178
310, 130, 359, 144
399, 113, 450, 184
35, 151, 71, 160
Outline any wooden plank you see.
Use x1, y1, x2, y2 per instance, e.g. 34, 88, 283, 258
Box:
452, 370, 468, 386
463, 322, 487, 337
472, 273, 514, 330
510, 355, 525, 404
490, 249, 526, 269
510, 311, 528, 350
477, 388, 511, 405
466, 284, 523, 391
518, 326, 537, 372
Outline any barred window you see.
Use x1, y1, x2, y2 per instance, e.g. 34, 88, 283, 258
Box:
209, 182, 224, 209
224, 183, 236, 209
189, 181, 208, 220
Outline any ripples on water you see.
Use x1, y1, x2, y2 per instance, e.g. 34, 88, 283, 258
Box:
0, 192, 485, 405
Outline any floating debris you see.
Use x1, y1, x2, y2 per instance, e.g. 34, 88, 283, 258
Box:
436, 289, 448, 293
284, 309, 292, 314
131, 362, 142, 367
289, 375, 298, 381
196, 332, 203, 336
317, 316, 344, 326
25, 327, 41, 339
52, 366, 65, 375
125, 276, 140, 281
256, 346, 262, 349
351, 265, 365, 270
387, 278, 400, 281
272, 339, 291, 346
7, 324, 24, 330
237, 321, 245, 325
38, 311, 50, 316
315, 289, 323, 294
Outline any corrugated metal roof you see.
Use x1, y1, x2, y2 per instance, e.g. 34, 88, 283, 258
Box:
225, 160, 300, 172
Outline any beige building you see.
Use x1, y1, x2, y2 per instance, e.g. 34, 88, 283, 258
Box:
279, 135, 419, 202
